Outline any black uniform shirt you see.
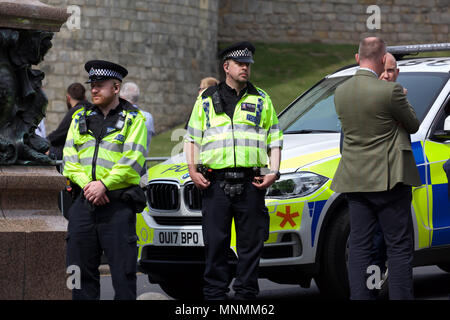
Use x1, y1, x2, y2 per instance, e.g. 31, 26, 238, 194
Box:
218, 82, 247, 120
87, 100, 126, 140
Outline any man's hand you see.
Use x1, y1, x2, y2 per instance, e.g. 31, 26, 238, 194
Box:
252, 173, 277, 190
190, 171, 210, 190
84, 181, 110, 206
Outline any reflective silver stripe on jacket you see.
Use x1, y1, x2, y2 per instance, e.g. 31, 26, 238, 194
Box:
187, 125, 203, 138
201, 138, 267, 152
117, 157, 143, 175
63, 154, 79, 164
79, 157, 115, 169
123, 142, 146, 155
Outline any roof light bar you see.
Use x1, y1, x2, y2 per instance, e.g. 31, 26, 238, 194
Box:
388, 43, 450, 55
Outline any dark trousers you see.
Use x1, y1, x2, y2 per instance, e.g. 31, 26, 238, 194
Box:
370, 223, 387, 274
202, 180, 269, 300
346, 183, 414, 300
66, 197, 138, 300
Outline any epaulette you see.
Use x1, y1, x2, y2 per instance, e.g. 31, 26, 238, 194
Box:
201, 85, 219, 99
72, 108, 84, 119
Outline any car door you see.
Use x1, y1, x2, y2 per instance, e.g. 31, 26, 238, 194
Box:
426, 97, 450, 246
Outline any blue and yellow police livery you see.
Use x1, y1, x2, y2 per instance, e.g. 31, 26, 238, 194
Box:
136, 44, 450, 299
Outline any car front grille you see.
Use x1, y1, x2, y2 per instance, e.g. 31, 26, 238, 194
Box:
184, 183, 202, 210
147, 183, 179, 210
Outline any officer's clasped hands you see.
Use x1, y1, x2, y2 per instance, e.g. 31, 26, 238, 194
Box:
83, 180, 110, 206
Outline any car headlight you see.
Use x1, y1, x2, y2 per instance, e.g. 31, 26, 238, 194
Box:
266, 171, 328, 199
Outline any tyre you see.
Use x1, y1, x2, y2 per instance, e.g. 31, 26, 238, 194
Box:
315, 205, 391, 299
156, 277, 204, 300
315, 206, 350, 299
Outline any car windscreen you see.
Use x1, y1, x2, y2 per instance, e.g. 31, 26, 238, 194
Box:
279, 72, 449, 134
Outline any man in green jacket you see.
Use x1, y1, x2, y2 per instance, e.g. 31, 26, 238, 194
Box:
331, 37, 421, 300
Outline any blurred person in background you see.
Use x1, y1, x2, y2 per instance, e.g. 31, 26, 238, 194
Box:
120, 81, 154, 155
47, 82, 91, 160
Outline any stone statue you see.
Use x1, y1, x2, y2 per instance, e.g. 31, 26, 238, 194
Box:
0, 0, 69, 165
0, 28, 54, 164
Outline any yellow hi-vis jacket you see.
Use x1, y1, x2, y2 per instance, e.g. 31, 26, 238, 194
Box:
185, 83, 283, 169
63, 100, 147, 191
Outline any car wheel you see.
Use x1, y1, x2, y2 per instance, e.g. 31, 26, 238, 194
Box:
315, 205, 391, 300
315, 206, 350, 299
156, 278, 204, 300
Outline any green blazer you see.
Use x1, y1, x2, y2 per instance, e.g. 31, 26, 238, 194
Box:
330, 69, 422, 193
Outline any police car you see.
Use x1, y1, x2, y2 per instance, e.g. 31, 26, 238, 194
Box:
136, 43, 450, 299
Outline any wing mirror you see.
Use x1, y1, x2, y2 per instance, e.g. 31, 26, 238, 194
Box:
445, 115, 450, 131
432, 115, 450, 141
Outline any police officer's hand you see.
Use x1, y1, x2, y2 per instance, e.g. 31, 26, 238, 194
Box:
252, 174, 277, 190
84, 181, 110, 206
190, 171, 210, 190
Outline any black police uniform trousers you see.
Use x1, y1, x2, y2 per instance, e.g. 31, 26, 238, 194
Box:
346, 183, 414, 300
66, 196, 138, 300
202, 179, 269, 300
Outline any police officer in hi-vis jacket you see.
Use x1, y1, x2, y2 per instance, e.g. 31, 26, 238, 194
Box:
185, 42, 283, 300
63, 60, 147, 300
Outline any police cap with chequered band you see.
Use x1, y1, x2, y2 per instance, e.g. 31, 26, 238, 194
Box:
84, 60, 128, 83
219, 41, 255, 64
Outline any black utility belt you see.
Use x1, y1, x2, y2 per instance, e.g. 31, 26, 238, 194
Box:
208, 167, 261, 181
81, 184, 146, 213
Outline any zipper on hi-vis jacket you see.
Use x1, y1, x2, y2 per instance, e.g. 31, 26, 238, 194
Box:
91, 137, 101, 181
90, 111, 126, 181
231, 118, 236, 167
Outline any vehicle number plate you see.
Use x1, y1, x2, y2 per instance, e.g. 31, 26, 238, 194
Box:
154, 230, 204, 246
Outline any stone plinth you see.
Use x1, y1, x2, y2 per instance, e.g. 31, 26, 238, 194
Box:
0, 166, 70, 300
0, 0, 69, 32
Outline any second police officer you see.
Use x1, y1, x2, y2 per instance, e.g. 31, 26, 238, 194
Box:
63, 60, 147, 300
185, 42, 283, 300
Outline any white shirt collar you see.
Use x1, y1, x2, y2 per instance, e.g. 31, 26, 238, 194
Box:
358, 67, 379, 78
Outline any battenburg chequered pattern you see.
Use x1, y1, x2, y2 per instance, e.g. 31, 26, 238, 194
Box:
89, 67, 123, 81
223, 48, 253, 60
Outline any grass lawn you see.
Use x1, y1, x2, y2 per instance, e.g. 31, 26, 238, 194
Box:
149, 42, 450, 157
250, 42, 357, 113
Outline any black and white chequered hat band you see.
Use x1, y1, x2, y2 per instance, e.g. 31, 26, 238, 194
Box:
223, 48, 253, 60
89, 68, 123, 81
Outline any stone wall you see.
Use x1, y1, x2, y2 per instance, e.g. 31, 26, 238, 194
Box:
218, 0, 450, 44
38, 0, 449, 135
40, 0, 219, 134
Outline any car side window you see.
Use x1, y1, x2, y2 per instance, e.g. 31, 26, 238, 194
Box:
429, 96, 450, 142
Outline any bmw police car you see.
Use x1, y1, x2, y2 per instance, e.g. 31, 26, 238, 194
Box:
136, 43, 450, 299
